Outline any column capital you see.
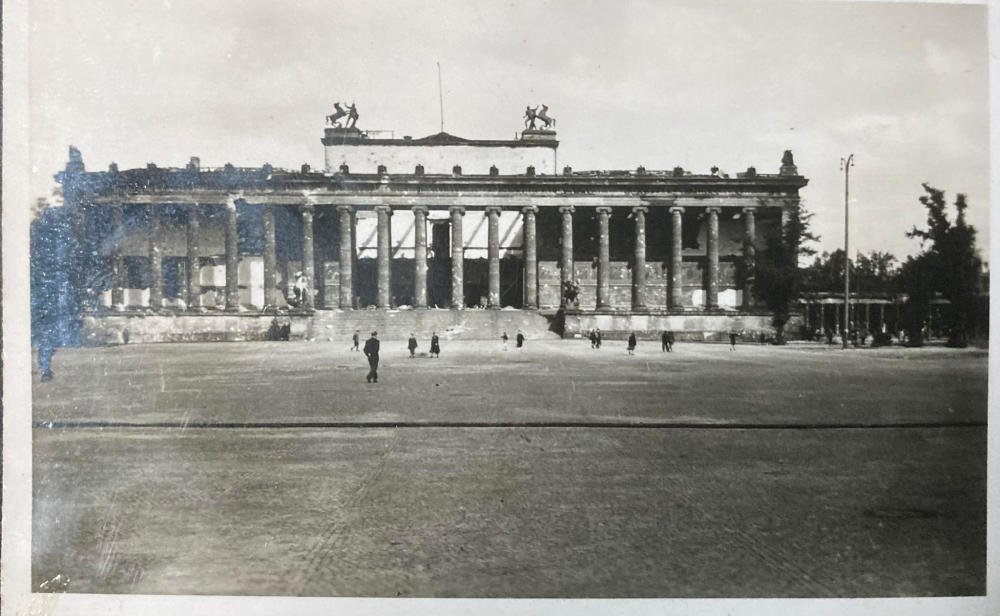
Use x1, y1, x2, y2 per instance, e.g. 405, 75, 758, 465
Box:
374, 204, 393, 215
449, 206, 466, 216
410, 205, 429, 215
521, 205, 539, 214
631, 205, 649, 216
558, 205, 575, 214
299, 203, 315, 215
742, 206, 758, 215
484, 206, 503, 216
669, 206, 685, 214
705, 206, 722, 215
336, 204, 354, 214
596, 206, 613, 216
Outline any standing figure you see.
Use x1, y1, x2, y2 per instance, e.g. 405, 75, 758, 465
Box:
516, 330, 525, 348
729, 331, 738, 351
364, 331, 380, 383
407, 333, 418, 358
661, 330, 669, 352
666, 330, 675, 352
38, 346, 55, 382
627, 332, 637, 355
352, 329, 360, 351
430, 331, 441, 358
595, 328, 603, 349
501, 331, 509, 351
589, 329, 598, 349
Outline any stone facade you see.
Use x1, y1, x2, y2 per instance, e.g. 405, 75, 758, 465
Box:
51, 122, 808, 341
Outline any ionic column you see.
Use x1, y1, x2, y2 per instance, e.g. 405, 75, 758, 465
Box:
559, 206, 574, 304
522, 206, 538, 309
186, 204, 201, 310
300, 203, 315, 311
596, 206, 612, 309
262, 204, 277, 309
486, 206, 502, 308
375, 205, 392, 309
742, 207, 756, 310
111, 204, 126, 309
337, 205, 354, 309
669, 206, 684, 309
632, 206, 648, 310
449, 206, 465, 309
706, 207, 720, 310
148, 205, 163, 309
412, 206, 428, 308
224, 200, 240, 310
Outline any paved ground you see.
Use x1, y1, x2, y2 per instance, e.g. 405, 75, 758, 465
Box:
31, 340, 987, 597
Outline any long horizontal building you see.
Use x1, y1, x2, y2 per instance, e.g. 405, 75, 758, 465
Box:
46, 115, 809, 343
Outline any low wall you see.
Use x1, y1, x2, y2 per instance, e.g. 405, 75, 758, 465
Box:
81, 314, 312, 345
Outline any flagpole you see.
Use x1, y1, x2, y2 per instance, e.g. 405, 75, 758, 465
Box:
437, 62, 444, 133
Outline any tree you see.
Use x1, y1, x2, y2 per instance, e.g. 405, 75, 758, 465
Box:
903, 184, 983, 347
753, 202, 818, 343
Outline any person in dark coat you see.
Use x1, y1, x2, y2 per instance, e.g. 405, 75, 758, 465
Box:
352, 330, 360, 351
501, 331, 509, 350
516, 331, 525, 348
407, 333, 418, 358
729, 331, 738, 350
595, 328, 603, 349
589, 328, 598, 349
661, 330, 669, 352
666, 330, 675, 351
363, 331, 380, 383
430, 331, 441, 358
627, 332, 637, 355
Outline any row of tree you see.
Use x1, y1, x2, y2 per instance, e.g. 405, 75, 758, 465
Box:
756, 184, 986, 347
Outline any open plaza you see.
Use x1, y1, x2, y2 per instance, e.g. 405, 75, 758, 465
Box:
31, 338, 987, 597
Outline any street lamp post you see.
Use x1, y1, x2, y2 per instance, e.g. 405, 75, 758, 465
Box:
840, 154, 855, 349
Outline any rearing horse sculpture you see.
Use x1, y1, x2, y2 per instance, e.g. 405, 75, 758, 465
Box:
523, 104, 555, 130
326, 102, 348, 127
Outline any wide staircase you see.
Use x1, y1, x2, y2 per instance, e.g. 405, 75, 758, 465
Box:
307, 308, 560, 341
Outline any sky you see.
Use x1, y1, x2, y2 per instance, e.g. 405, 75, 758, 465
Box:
27, 0, 990, 261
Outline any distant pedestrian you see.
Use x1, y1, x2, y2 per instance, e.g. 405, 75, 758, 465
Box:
516, 331, 525, 348
501, 331, 509, 351
430, 331, 441, 358
352, 330, 360, 351
595, 328, 603, 349
363, 331, 380, 383
729, 331, 738, 350
627, 332, 637, 355
661, 330, 669, 352
666, 330, 675, 352
407, 333, 418, 358
589, 328, 598, 349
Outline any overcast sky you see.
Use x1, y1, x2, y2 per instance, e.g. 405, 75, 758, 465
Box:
28, 0, 989, 260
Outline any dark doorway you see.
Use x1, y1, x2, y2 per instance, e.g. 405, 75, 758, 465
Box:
428, 222, 451, 307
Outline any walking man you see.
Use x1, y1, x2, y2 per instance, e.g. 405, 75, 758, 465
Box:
501, 331, 509, 351
661, 330, 669, 352
595, 328, 603, 349
627, 332, 637, 355
729, 330, 738, 351
666, 330, 675, 352
516, 330, 525, 348
407, 333, 418, 358
352, 329, 360, 351
364, 331, 380, 383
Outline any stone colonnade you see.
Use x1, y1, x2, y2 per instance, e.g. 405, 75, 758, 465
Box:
106, 202, 763, 312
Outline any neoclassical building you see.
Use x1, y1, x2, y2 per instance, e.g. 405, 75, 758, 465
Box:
48, 112, 808, 342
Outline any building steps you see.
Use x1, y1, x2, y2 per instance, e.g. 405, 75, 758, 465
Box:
307, 308, 560, 341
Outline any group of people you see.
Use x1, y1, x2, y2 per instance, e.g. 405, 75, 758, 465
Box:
355, 329, 444, 383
